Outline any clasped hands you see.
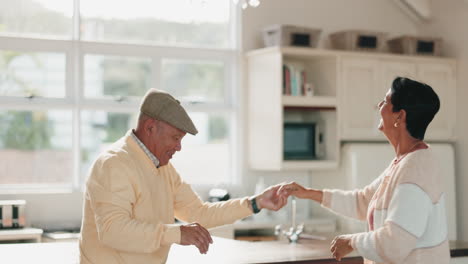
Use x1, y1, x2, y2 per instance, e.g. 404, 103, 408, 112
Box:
180, 183, 291, 254
278, 182, 354, 261
180, 182, 353, 260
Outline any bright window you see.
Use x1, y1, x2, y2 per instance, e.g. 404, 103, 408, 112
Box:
0, 110, 73, 186
0, 0, 73, 38
84, 55, 152, 99
161, 59, 226, 103
80, 0, 232, 48
0, 50, 66, 98
0, 0, 239, 190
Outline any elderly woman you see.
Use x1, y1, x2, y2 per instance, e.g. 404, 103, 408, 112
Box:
280, 77, 449, 264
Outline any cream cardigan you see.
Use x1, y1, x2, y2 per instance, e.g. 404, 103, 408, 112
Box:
322, 147, 450, 264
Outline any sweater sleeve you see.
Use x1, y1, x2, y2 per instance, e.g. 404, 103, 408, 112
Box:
321, 174, 383, 221
350, 178, 434, 262
86, 158, 180, 253
169, 164, 252, 228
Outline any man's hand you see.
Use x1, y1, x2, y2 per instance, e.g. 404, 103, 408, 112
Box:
253, 183, 290, 211
330, 235, 354, 261
180, 223, 213, 254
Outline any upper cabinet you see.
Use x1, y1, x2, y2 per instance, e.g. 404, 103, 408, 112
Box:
340, 55, 456, 141
246, 47, 339, 171
246, 47, 456, 171
339, 57, 383, 140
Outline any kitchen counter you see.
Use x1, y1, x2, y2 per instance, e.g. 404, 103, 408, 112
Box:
1, 237, 468, 263
167, 236, 362, 264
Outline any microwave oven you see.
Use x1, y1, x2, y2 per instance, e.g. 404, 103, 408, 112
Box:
283, 122, 324, 160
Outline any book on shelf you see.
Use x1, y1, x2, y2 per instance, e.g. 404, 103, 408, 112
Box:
283, 61, 306, 96
283, 64, 291, 95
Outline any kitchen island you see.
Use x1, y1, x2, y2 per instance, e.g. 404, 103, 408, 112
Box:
1, 236, 468, 263
167, 236, 362, 263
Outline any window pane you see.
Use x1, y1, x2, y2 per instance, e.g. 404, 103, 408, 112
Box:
84, 55, 152, 99
162, 59, 225, 103
0, 110, 73, 185
0, 0, 73, 38
171, 112, 230, 184
80, 111, 137, 179
0, 50, 66, 98
80, 0, 231, 48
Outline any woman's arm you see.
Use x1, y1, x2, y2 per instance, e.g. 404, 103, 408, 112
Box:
279, 176, 383, 221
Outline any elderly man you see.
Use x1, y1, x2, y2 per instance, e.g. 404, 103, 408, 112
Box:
79, 89, 289, 264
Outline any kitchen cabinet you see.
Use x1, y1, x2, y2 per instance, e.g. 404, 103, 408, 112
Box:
417, 62, 457, 140
451, 241, 468, 263
246, 47, 339, 171
451, 257, 468, 264
339, 56, 456, 141
339, 57, 383, 140
246, 47, 456, 171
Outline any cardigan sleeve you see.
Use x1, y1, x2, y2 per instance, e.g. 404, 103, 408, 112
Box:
321, 173, 384, 221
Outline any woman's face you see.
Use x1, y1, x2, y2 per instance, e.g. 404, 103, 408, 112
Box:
377, 89, 398, 136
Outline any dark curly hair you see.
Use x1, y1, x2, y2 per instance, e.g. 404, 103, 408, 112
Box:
390, 77, 440, 140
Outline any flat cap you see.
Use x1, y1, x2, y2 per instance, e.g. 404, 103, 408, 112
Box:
140, 89, 198, 135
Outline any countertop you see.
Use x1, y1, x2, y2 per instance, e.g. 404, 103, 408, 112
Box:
167, 236, 362, 264
0, 237, 467, 264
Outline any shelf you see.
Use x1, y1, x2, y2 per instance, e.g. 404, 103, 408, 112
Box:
247, 46, 340, 171
282, 95, 337, 108
282, 160, 338, 170
246, 46, 456, 64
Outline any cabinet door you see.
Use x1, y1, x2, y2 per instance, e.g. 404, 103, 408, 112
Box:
380, 60, 417, 97
340, 58, 382, 140
451, 257, 468, 264
417, 62, 456, 141
247, 52, 283, 170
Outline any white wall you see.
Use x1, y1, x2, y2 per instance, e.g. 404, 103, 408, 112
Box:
418, 0, 468, 241
241, 0, 421, 51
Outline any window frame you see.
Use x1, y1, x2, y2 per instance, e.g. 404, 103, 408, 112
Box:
0, 0, 241, 193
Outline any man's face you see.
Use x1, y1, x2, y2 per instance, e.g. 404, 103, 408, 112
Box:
148, 120, 186, 166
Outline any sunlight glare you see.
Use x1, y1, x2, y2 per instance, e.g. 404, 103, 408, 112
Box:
80, 0, 229, 23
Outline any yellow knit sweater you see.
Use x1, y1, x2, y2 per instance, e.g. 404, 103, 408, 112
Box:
79, 131, 252, 264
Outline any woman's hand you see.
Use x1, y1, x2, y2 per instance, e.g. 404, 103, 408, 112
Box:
277, 182, 323, 203
277, 182, 309, 199
330, 235, 354, 261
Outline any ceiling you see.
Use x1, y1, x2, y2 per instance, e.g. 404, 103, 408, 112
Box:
392, 0, 432, 22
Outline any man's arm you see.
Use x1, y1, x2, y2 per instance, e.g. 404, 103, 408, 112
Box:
171, 166, 289, 228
